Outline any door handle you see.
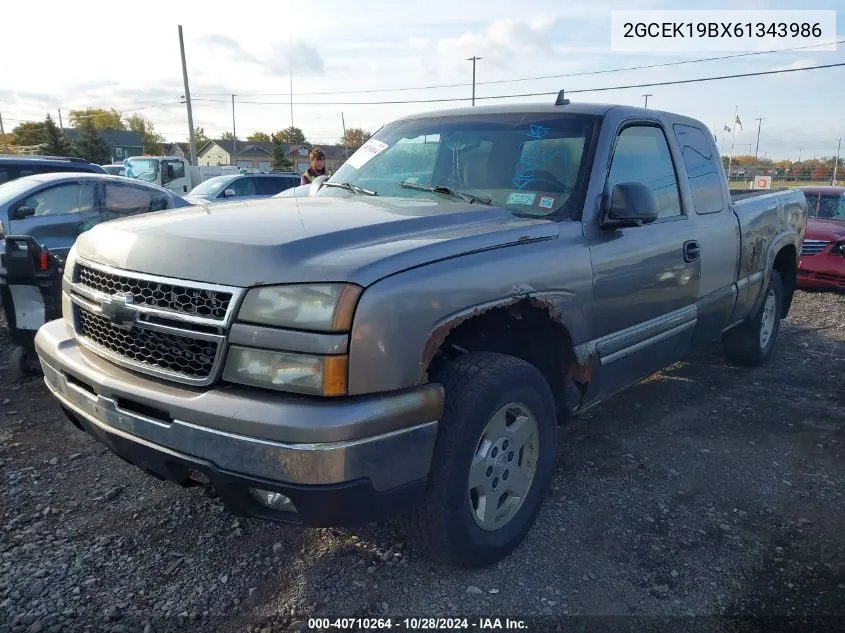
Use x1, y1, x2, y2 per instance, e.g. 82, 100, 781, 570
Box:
683, 240, 700, 263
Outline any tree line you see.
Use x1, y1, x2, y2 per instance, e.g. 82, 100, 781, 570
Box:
3, 106, 373, 172
721, 154, 843, 180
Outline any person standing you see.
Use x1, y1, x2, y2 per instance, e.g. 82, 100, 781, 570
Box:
300, 147, 328, 185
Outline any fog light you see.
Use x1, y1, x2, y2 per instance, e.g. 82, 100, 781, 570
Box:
250, 488, 297, 512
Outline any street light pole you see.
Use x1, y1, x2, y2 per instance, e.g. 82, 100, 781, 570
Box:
754, 117, 763, 160
467, 56, 482, 106
232, 94, 238, 168
833, 137, 841, 186
178, 25, 197, 166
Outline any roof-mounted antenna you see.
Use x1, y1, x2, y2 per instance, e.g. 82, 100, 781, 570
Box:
555, 89, 570, 106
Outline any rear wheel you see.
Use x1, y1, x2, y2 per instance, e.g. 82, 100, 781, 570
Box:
722, 269, 783, 367
400, 352, 557, 568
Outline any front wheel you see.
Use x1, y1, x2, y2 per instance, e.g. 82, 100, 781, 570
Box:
722, 269, 784, 367
400, 352, 557, 568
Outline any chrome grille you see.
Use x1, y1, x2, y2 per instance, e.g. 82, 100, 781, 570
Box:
68, 258, 244, 386
77, 309, 219, 379
77, 264, 232, 320
801, 240, 830, 256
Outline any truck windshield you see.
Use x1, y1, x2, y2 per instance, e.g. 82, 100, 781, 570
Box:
324, 112, 599, 217
803, 192, 845, 220
125, 158, 159, 183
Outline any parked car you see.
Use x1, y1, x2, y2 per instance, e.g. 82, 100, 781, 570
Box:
796, 186, 845, 291
0, 173, 192, 262
0, 155, 106, 185
185, 173, 300, 203
101, 163, 126, 176
34, 98, 806, 568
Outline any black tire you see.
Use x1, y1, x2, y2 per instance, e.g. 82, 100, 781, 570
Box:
399, 351, 557, 568
722, 269, 784, 367
8, 346, 43, 380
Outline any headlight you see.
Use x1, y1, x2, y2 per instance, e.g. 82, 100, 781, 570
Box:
222, 346, 347, 396
237, 284, 362, 331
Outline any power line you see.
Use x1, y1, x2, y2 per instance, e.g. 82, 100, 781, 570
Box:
191, 38, 845, 98
190, 61, 845, 107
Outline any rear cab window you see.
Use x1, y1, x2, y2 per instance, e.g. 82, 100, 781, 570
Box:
672, 123, 726, 215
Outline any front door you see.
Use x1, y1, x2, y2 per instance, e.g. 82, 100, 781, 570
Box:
161, 159, 189, 194
6, 179, 100, 261
584, 122, 701, 398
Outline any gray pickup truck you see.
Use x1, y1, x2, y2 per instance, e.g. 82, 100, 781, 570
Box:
34, 96, 807, 568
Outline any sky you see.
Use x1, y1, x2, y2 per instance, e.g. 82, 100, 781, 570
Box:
1, 0, 843, 161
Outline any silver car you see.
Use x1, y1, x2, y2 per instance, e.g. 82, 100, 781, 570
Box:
185, 173, 300, 204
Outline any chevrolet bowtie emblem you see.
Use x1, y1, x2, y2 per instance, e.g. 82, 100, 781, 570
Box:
101, 294, 138, 329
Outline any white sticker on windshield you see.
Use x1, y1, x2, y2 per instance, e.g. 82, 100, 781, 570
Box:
538, 196, 555, 209
345, 138, 388, 169
507, 192, 536, 205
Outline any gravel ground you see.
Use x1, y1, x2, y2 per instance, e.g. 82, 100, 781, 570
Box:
0, 290, 843, 633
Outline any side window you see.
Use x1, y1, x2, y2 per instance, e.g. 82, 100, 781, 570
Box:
105, 183, 163, 214
607, 125, 683, 220
229, 177, 256, 196
19, 182, 96, 217
0, 167, 10, 184
171, 161, 185, 179
672, 124, 725, 215
255, 177, 288, 195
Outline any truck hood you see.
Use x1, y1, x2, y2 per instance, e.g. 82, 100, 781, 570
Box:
74, 195, 560, 287
806, 218, 845, 242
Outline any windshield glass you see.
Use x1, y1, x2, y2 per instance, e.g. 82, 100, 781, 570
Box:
0, 177, 43, 205
322, 112, 599, 217
124, 158, 159, 182
189, 176, 232, 196
803, 192, 845, 220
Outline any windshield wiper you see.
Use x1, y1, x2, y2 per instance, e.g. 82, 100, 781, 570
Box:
400, 181, 492, 205
321, 181, 377, 196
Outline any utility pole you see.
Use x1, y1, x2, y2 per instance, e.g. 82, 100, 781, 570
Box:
58, 108, 63, 129
231, 94, 237, 168
642, 93, 652, 108
178, 24, 197, 166
467, 56, 482, 106
0, 112, 7, 153
754, 117, 763, 160
289, 59, 294, 131
727, 105, 738, 181
798, 147, 802, 162
833, 137, 841, 186
341, 112, 349, 159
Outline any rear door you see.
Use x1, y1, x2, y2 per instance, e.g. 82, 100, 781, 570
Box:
671, 122, 741, 346
6, 180, 100, 260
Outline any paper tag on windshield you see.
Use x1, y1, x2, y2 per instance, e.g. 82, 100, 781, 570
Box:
538, 196, 555, 209
507, 192, 536, 205
346, 138, 388, 169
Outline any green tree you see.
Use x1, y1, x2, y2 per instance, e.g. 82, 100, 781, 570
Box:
192, 127, 210, 148
126, 113, 164, 155
276, 126, 307, 145
69, 108, 125, 130
221, 131, 237, 141
72, 119, 111, 164
247, 131, 272, 142
341, 127, 371, 150
41, 115, 74, 156
12, 121, 47, 147
271, 133, 292, 171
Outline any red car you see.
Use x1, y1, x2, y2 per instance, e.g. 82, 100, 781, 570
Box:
797, 186, 845, 291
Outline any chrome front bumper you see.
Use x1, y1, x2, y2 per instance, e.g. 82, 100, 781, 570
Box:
35, 319, 442, 492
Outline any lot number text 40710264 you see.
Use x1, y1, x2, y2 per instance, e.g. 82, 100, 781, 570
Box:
307, 617, 528, 630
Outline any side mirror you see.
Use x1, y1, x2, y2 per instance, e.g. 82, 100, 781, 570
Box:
223, 188, 236, 197
600, 182, 659, 229
11, 205, 36, 220
309, 174, 328, 196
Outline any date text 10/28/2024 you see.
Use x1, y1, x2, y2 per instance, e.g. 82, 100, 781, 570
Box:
307, 618, 528, 630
